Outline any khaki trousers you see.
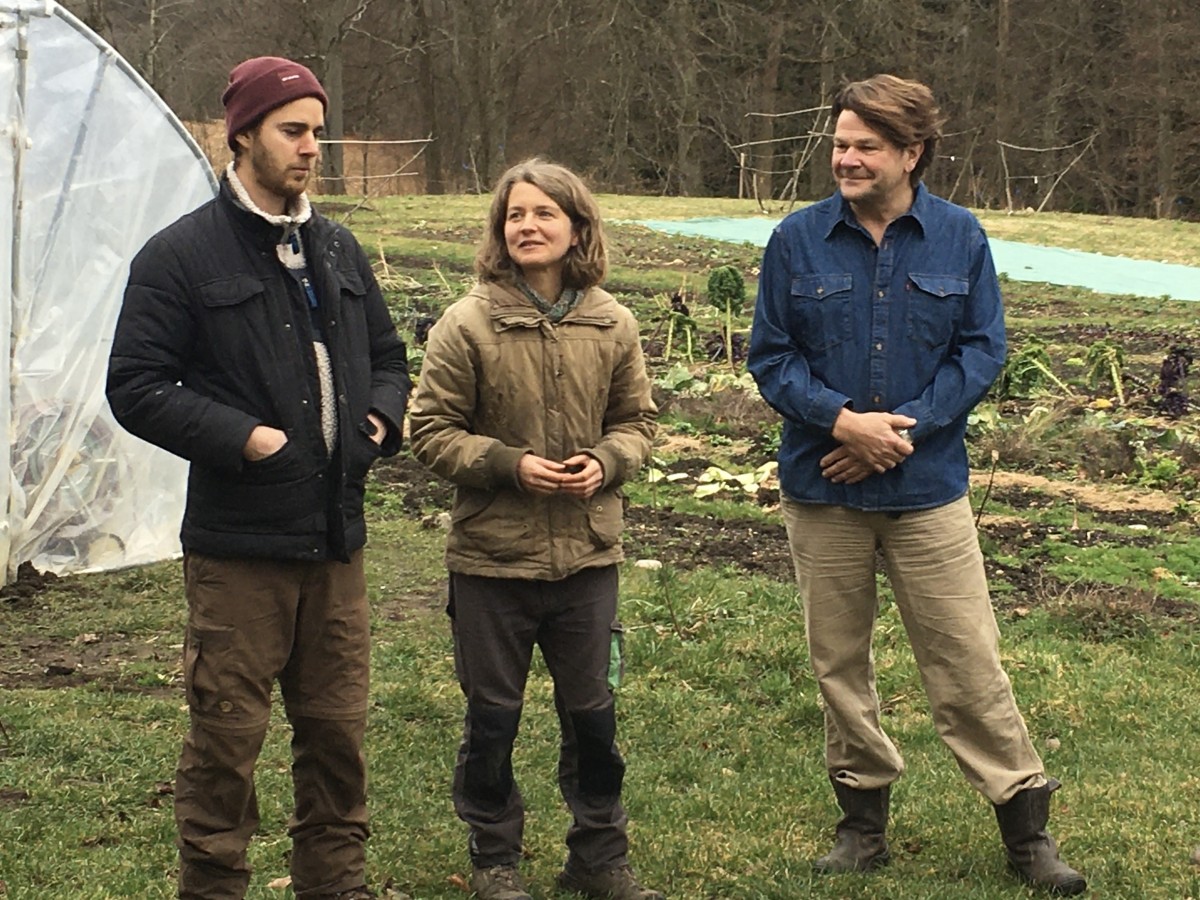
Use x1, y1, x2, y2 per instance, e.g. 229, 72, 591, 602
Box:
781, 495, 1045, 805
175, 551, 371, 899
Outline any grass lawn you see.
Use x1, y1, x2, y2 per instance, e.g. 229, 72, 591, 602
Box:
3, 194, 1200, 898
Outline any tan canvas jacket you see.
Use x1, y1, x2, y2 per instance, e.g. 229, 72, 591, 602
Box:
409, 280, 657, 580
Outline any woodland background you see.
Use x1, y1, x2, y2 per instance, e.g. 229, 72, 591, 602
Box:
62, 0, 1200, 218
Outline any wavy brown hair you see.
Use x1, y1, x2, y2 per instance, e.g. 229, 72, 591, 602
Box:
832, 74, 948, 186
474, 158, 608, 289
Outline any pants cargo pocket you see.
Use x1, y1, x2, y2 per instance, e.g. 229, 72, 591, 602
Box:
183, 625, 237, 721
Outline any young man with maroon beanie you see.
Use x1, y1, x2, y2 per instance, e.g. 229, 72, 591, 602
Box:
107, 57, 410, 900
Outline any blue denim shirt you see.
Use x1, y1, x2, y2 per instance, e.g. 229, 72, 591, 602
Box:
747, 184, 1006, 512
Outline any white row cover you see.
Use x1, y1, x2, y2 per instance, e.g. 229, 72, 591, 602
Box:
0, 1, 217, 583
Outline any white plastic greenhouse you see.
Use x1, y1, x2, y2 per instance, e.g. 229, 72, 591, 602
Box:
0, 1, 216, 584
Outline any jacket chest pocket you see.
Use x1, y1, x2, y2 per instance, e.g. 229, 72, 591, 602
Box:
199, 275, 265, 309
328, 262, 369, 356
905, 273, 968, 350
197, 275, 270, 351
334, 263, 366, 301
789, 274, 853, 354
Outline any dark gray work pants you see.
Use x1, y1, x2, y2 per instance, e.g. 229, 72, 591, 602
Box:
448, 565, 629, 872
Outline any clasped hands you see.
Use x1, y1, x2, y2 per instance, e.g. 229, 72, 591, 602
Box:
822, 409, 917, 485
517, 453, 603, 498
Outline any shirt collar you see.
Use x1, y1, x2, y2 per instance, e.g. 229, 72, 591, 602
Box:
825, 181, 932, 240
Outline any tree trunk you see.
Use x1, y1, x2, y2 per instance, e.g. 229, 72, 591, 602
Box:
995, 0, 1012, 210
414, 0, 444, 193
320, 47, 346, 193
753, 14, 784, 201
670, 0, 701, 195
1154, 0, 1177, 217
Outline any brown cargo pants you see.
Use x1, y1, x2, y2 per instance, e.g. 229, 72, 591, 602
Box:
175, 550, 371, 899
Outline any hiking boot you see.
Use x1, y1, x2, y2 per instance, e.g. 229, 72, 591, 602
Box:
813, 780, 890, 873
555, 862, 664, 899
994, 779, 1087, 895
325, 887, 384, 900
470, 864, 532, 900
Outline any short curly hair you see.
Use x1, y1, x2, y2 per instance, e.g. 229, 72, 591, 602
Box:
832, 74, 948, 186
475, 158, 607, 290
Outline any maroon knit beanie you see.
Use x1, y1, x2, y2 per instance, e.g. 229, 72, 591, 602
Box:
222, 56, 328, 150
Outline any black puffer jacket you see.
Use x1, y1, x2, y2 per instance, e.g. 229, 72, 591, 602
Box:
106, 178, 410, 561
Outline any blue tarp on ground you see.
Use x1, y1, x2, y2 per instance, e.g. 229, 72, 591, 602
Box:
637, 216, 1200, 302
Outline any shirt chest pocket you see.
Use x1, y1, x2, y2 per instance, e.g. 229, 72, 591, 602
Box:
906, 273, 968, 350
789, 273, 853, 354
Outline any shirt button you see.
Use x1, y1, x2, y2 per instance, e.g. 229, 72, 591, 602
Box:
875, 342, 883, 351
218, 701, 234, 713
873, 395, 882, 403
877, 290, 885, 298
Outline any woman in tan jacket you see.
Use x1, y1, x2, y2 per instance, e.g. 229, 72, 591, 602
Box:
408, 159, 661, 900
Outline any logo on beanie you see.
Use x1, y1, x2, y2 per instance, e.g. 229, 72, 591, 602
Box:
222, 56, 329, 150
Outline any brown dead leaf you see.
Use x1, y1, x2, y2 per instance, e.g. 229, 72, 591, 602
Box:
447, 872, 470, 891
267, 875, 293, 890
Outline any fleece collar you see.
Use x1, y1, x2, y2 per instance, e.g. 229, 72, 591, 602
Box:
225, 160, 313, 228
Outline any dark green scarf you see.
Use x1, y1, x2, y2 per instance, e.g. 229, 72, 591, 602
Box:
517, 280, 583, 323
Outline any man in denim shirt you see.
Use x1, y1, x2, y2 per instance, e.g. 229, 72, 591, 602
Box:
748, 75, 1085, 895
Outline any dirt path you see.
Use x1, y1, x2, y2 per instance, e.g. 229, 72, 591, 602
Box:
976, 470, 1184, 515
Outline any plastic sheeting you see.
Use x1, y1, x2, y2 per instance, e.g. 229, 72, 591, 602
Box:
0, 1, 217, 583
638, 216, 1200, 302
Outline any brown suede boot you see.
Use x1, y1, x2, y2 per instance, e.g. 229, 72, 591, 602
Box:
813, 779, 891, 873
993, 779, 1086, 895
470, 864, 532, 900
555, 862, 664, 899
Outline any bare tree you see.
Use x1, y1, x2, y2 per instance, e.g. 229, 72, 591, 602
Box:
52, 0, 1200, 212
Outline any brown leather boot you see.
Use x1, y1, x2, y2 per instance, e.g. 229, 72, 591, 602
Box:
993, 779, 1086, 895
813, 779, 890, 873
470, 864, 532, 900
555, 862, 664, 899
